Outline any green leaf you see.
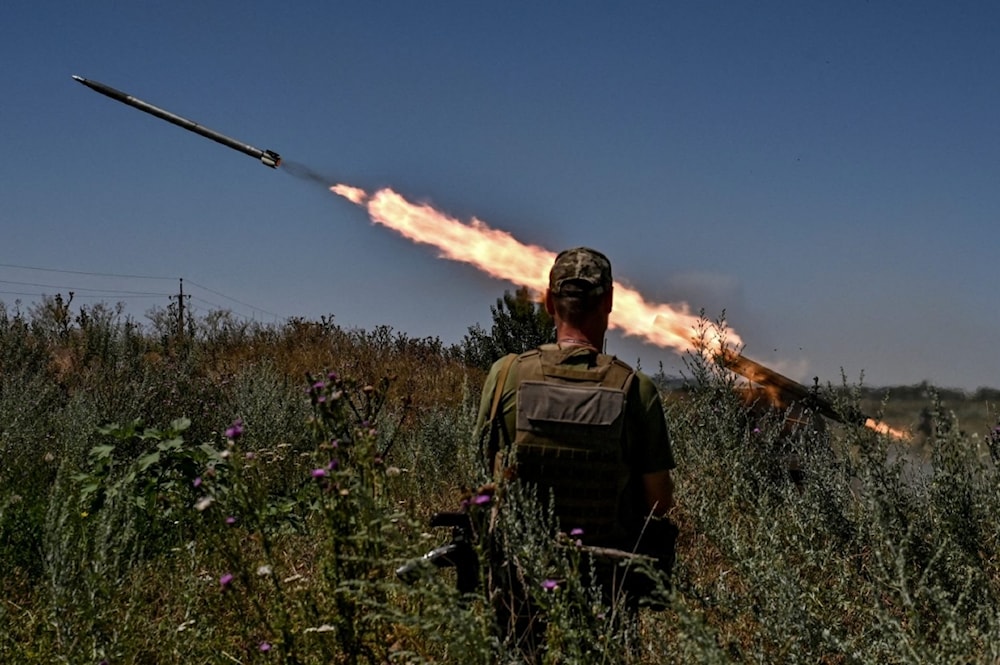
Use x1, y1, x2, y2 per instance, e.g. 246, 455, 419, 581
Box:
157, 437, 184, 452
78, 481, 101, 500
90, 444, 115, 460
171, 417, 192, 433
138, 451, 161, 472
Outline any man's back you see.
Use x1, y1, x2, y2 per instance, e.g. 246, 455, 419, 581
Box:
476, 343, 674, 549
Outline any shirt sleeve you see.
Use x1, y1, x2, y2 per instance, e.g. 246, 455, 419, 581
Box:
628, 372, 676, 473
474, 354, 519, 472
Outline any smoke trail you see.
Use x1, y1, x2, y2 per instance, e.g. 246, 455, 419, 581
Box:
281, 160, 339, 189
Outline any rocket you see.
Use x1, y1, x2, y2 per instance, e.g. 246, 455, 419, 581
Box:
72, 75, 281, 169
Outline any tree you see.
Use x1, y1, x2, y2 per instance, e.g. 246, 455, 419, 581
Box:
461, 287, 555, 370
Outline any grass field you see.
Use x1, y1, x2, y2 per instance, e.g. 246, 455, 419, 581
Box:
2, 299, 998, 663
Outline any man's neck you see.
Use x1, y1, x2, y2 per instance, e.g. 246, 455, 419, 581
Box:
555, 325, 603, 350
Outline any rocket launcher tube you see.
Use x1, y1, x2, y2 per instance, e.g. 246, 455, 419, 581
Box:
721, 350, 867, 426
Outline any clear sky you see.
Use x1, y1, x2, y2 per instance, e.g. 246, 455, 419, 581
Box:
3, 2, 998, 391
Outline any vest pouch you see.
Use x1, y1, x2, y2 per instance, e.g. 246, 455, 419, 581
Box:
515, 380, 625, 450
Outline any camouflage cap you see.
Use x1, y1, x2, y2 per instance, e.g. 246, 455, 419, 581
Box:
548, 247, 612, 297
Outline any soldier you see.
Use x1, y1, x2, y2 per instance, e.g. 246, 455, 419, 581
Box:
476, 247, 676, 659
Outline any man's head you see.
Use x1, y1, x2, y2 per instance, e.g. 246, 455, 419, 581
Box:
548, 247, 613, 298
546, 247, 614, 329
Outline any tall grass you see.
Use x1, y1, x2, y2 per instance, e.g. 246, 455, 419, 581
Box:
2, 300, 999, 663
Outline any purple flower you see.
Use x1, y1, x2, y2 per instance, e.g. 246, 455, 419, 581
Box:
541, 579, 559, 591
311, 468, 327, 478
259, 641, 272, 652
192, 477, 202, 488
225, 516, 236, 525
313, 381, 325, 391
225, 419, 244, 440
220, 573, 234, 588
569, 528, 584, 537
473, 494, 491, 506
327, 459, 339, 470
752, 427, 761, 434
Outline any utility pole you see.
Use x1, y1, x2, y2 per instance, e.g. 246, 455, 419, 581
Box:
170, 278, 190, 340
178, 278, 185, 337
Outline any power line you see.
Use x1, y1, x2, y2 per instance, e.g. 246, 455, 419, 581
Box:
0, 279, 169, 297
0, 262, 283, 320
0, 290, 163, 300
0, 262, 174, 281
184, 279, 281, 319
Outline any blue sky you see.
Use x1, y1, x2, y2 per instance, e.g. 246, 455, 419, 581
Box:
3, 2, 998, 390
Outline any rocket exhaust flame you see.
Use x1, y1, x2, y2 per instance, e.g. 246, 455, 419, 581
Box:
331, 184, 736, 355
331, 183, 906, 440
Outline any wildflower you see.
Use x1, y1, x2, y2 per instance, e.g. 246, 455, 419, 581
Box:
259, 641, 272, 652
752, 427, 761, 434
219, 573, 234, 588
195, 496, 214, 511
473, 494, 491, 506
541, 579, 559, 591
327, 459, 339, 471
192, 477, 202, 488
225, 516, 236, 525
569, 528, 584, 537
225, 419, 244, 440
313, 381, 325, 391
311, 468, 327, 478
245, 451, 256, 460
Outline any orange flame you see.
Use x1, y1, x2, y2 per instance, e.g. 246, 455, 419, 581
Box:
864, 418, 909, 439
330, 184, 738, 355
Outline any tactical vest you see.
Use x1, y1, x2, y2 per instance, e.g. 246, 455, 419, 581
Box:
509, 345, 635, 544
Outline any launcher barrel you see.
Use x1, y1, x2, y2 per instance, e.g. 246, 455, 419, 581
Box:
722, 351, 866, 426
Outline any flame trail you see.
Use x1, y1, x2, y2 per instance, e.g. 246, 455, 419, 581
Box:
331, 183, 906, 439
331, 184, 737, 354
